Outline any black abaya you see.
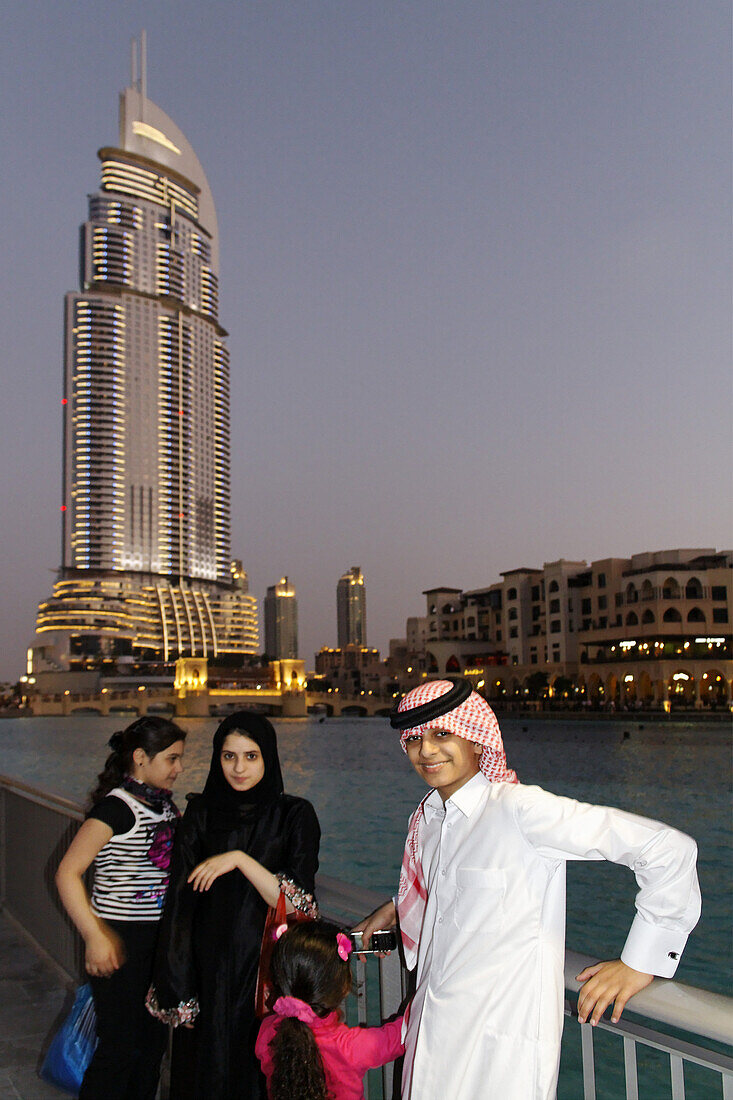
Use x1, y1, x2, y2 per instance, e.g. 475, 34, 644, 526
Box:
154, 793, 320, 1099
151, 713, 320, 1100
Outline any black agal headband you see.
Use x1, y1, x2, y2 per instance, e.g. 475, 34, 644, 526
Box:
389, 676, 474, 731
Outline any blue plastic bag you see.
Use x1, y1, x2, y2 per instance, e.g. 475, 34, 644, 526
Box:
40, 982, 98, 1094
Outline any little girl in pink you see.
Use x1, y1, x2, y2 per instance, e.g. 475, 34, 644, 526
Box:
256, 921, 404, 1100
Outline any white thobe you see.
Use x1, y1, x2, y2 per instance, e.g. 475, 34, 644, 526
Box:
401, 773, 701, 1100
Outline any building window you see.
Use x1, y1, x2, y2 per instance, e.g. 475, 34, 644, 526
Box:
687, 607, 705, 623
582, 618, 592, 630
712, 586, 727, 600
713, 608, 729, 623
549, 599, 560, 613
598, 616, 607, 628
508, 608, 518, 621
496, 630, 502, 641
598, 595, 607, 610
510, 627, 518, 638
581, 598, 591, 614
663, 608, 682, 623
597, 573, 606, 588
549, 581, 559, 593
530, 653, 538, 665
531, 586, 540, 601
550, 620, 561, 633
507, 587, 517, 600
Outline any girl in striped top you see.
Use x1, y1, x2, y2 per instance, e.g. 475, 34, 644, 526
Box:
55, 715, 187, 1100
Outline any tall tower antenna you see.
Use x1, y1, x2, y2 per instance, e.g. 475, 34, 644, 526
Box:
130, 37, 138, 88
140, 29, 147, 103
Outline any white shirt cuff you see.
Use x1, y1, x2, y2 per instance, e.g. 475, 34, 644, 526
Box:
621, 913, 689, 978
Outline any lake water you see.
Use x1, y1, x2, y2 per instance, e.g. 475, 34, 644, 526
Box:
1, 711, 729, 1001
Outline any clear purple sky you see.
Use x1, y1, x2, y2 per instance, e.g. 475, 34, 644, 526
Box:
1, 2, 730, 681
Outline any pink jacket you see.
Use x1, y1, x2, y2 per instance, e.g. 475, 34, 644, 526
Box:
256, 1007, 404, 1100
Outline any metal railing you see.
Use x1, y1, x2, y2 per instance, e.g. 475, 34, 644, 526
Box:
1, 773, 731, 1099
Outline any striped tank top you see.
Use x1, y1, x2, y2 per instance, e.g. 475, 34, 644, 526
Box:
91, 787, 177, 921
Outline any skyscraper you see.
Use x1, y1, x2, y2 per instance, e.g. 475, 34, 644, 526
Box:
33, 39, 258, 668
337, 567, 366, 647
264, 577, 298, 660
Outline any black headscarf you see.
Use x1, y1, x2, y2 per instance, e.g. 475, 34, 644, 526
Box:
201, 711, 284, 818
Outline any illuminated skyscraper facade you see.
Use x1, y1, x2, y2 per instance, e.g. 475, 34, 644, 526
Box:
264, 577, 298, 660
34, 45, 258, 666
337, 566, 366, 648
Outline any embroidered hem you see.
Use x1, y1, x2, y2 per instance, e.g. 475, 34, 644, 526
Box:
145, 985, 199, 1027
277, 874, 319, 918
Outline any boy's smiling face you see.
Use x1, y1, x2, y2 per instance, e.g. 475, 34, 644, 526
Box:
405, 728, 482, 801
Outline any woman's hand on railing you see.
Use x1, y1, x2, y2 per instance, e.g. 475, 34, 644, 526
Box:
576, 959, 653, 1025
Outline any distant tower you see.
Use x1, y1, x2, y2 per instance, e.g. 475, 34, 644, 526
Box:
337, 567, 366, 647
32, 36, 259, 668
264, 577, 298, 660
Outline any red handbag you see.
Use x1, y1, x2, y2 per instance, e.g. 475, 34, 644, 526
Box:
255, 891, 313, 1018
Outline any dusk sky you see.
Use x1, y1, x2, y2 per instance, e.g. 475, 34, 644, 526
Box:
1, 1, 730, 682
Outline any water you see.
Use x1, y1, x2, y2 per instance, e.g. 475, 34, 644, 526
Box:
1, 712, 729, 999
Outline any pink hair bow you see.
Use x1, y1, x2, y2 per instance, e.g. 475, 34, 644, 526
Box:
336, 932, 352, 961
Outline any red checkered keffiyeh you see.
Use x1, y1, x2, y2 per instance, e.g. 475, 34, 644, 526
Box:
395, 680, 518, 968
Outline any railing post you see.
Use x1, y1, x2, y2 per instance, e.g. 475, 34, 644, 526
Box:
580, 1023, 596, 1100
378, 951, 404, 1099
670, 1054, 685, 1100
623, 1035, 639, 1100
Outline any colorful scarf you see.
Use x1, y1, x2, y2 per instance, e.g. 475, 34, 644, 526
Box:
393, 679, 518, 968
121, 775, 180, 818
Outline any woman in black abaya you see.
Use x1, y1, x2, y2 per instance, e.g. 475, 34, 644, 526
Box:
147, 712, 320, 1099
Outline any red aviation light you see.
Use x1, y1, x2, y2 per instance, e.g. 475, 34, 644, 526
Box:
61, 398, 68, 405
60, 505, 67, 511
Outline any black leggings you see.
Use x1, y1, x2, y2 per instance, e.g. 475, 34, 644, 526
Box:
79, 920, 168, 1100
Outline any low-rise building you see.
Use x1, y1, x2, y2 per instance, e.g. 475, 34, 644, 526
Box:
394, 549, 732, 709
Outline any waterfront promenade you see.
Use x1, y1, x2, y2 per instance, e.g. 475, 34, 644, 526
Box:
0, 915, 67, 1098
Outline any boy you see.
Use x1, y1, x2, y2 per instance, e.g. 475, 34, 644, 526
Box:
355, 678, 701, 1100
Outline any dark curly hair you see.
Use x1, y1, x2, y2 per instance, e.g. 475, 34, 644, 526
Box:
267, 921, 352, 1100
88, 716, 187, 806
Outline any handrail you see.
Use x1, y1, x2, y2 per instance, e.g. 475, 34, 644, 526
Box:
565, 949, 733, 1048
0, 771, 85, 821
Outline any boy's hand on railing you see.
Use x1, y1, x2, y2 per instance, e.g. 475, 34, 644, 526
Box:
576, 959, 653, 1025
352, 900, 397, 960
